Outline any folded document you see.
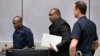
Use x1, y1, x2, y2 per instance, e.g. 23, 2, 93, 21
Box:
41, 34, 62, 52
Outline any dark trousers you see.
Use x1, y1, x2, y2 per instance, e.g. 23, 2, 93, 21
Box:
49, 50, 69, 56
79, 52, 93, 56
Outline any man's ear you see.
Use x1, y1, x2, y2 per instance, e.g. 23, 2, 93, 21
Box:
77, 8, 80, 15
75, 8, 78, 14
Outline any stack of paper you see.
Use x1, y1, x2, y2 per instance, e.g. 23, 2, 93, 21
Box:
41, 33, 62, 52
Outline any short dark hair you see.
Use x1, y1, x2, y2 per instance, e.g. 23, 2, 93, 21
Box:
50, 8, 61, 16
75, 1, 87, 14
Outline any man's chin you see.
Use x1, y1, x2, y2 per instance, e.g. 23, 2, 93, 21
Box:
74, 16, 78, 18
14, 27, 18, 30
50, 20, 53, 23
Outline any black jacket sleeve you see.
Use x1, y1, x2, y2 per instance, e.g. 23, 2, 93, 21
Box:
56, 24, 71, 50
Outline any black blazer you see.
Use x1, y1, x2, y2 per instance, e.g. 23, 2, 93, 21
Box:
49, 18, 71, 56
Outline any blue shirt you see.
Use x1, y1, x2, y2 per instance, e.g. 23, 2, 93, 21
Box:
13, 26, 34, 49
71, 16, 98, 53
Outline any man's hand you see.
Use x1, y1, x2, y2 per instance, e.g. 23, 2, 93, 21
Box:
91, 40, 99, 55
48, 43, 54, 50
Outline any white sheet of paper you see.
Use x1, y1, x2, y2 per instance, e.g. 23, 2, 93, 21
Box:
41, 33, 62, 52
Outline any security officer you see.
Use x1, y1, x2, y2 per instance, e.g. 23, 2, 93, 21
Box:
70, 1, 99, 56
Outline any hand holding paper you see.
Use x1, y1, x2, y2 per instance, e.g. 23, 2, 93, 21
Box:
48, 43, 54, 50
41, 33, 62, 52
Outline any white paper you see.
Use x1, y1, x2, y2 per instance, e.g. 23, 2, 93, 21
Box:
41, 33, 62, 52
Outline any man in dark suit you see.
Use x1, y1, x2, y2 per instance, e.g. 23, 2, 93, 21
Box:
48, 8, 71, 56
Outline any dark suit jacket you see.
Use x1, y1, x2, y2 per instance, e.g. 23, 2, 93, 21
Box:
49, 18, 71, 56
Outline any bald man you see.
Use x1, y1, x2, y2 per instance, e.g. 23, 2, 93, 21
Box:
2, 16, 34, 51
